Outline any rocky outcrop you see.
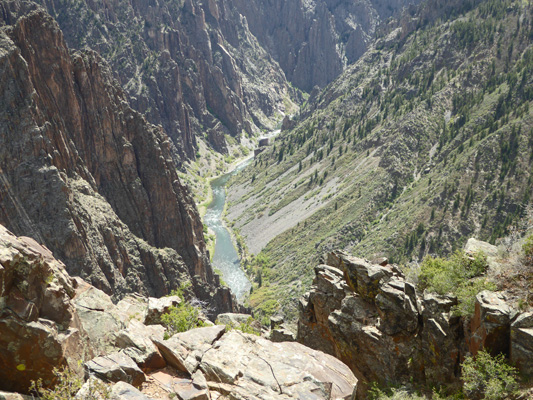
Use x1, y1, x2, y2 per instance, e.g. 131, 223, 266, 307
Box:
30, 0, 298, 159
298, 250, 532, 398
1, 231, 358, 398
0, 225, 89, 392
0, 5, 240, 314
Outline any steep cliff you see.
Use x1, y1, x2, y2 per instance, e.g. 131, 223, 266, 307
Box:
33, 0, 299, 160
298, 250, 533, 398
0, 2, 239, 314
226, 0, 421, 92
228, 0, 533, 319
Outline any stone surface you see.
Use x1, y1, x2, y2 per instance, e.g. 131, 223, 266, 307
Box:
145, 296, 182, 325
200, 330, 357, 400
0, 225, 89, 393
115, 321, 167, 371
85, 352, 146, 387
470, 291, 516, 357
511, 312, 533, 377
110, 382, 154, 400
73, 278, 125, 355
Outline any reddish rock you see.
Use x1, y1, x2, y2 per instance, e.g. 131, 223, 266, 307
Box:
0, 225, 89, 393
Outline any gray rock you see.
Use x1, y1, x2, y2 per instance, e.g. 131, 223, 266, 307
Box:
216, 313, 253, 327
110, 382, 154, 400
145, 296, 182, 325
115, 321, 166, 371
511, 312, 533, 377
200, 330, 357, 399
270, 325, 296, 342
85, 352, 146, 387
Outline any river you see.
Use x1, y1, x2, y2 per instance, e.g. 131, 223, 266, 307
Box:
204, 130, 280, 302
204, 157, 253, 301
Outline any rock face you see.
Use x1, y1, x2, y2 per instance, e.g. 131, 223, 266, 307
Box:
226, 0, 420, 92
297, 250, 532, 398
0, 225, 89, 393
0, 4, 240, 315
32, 0, 298, 159
153, 326, 358, 400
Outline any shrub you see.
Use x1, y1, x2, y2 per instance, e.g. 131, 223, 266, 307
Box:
418, 251, 495, 316
161, 282, 207, 337
161, 302, 207, 337
30, 367, 110, 400
462, 350, 518, 400
523, 234, 533, 265
221, 317, 260, 336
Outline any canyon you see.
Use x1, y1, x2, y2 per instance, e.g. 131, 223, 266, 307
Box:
0, 0, 532, 398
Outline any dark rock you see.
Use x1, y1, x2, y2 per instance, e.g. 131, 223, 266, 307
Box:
85, 352, 146, 387
0, 225, 89, 393
510, 312, 533, 377
0, 5, 241, 316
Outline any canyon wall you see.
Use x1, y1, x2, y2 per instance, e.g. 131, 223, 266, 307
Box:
0, 2, 239, 314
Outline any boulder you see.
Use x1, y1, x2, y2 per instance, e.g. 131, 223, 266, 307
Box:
270, 325, 296, 342
215, 313, 253, 326
0, 225, 88, 393
115, 320, 166, 371
73, 278, 125, 355
145, 296, 182, 325
470, 291, 516, 356
85, 352, 146, 387
510, 312, 533, 377
153, 325, 227, 374
110, 382, 154, 400
200, 330, 357, 399
336, 253, 393, 301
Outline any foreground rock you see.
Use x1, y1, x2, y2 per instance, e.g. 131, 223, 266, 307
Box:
153, 326, 357, 399
298, 249, 532, 398
0, 225, 89, 393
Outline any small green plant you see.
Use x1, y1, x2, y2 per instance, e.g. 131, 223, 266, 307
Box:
30, 367, 110, 400
418, 251, 494, 316
222, 317, 260, 336
161, 282, 207, 337
523, 234, 533, 265
461, 350, 518, 400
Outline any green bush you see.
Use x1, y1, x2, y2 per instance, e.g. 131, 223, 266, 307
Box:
220, 317, 260, 336
523, 234, 533, 265
418, 251, 495, 316
161, 282, 207, 337
161, 302, 206, 337
30, 367, 110, 400
462, 350, 518, 400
